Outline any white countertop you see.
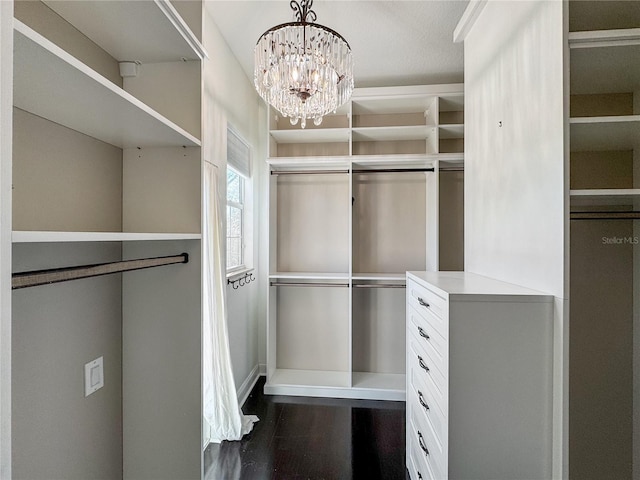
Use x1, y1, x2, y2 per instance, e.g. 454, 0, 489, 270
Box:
407, 271, 554, 302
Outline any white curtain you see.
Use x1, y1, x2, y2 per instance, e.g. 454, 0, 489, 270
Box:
203, 159, 258, 445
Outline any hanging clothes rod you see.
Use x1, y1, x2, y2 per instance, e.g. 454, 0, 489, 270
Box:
12, 253, 189, 290
269, 282, 405, 288
270, 282, 349, 287
271, 168, 435, 176
271, 170, 349, 175
571, 211, 640, 220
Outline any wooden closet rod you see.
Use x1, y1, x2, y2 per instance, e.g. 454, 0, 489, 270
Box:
12, 253, 189, 290
271, 168, 435, 176
570, 211, 640, 220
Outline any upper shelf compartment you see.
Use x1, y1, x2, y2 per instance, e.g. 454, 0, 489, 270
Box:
13, 20, 201, 148
570, 29, 640, 94
41, 0, 205, 62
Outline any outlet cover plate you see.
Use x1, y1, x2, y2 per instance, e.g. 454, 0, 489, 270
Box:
84, 356, 104, 397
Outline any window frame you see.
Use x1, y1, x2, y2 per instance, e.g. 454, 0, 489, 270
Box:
226, 166, 246, 275
225, 125, 253, 278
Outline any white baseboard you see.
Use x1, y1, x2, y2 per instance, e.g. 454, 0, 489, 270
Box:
237, 364, 262, 408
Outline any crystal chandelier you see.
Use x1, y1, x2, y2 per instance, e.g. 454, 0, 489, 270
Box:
254, 0, 354, 129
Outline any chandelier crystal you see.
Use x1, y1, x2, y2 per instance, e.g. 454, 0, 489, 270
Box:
254, 0, 354, 129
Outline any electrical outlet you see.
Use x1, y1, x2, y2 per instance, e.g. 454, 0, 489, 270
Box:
84, 356, 104, 397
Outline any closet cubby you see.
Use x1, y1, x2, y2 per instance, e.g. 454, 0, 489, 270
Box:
270, 172, 350, 275
268, 106, 350, 157
568, 3, 639, 478
352, 171, 427, 274
10, 1, 205, 478
266, 84, 464, 400
438, 94, 464, 154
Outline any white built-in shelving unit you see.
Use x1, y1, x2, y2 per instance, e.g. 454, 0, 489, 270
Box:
265, 84, 464, 401
7, 1, 205, 478
568, 4, 640, 478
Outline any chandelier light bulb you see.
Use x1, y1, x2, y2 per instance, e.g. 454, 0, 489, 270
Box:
254, 0, 354, 129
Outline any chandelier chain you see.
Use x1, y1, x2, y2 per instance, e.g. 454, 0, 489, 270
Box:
290, 0, 317, 23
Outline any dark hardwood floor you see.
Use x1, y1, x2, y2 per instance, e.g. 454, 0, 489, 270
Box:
204, 377, 409, 480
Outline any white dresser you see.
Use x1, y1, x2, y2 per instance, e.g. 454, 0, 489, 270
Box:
406, 272, 554, 480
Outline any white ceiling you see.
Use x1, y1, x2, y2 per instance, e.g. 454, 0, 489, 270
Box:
205, 0, 468, 88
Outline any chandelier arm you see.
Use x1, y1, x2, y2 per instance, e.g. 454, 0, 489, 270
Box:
290, 0, 303, 22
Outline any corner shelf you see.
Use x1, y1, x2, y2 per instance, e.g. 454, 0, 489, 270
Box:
14, 20, 201, 149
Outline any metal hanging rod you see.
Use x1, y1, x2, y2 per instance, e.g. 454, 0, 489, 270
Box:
270, 282, 349, 287
269, 282, 405, 288
272, 170, 349, 175
12, 253, 189, 290
271, 168, 435, 176
571, 211, 640, 220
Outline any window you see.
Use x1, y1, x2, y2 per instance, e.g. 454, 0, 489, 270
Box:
226, 167, 244, 271
226, 126, 252, 274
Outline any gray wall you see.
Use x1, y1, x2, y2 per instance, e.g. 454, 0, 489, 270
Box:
12, 243, 123, 480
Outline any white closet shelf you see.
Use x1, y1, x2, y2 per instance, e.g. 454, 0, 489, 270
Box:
352, 273, 407, 281
351, 372, 406, 398
568, 28, 640, 48
42, 0, 206, 62
351, 154, 438, 169
269, 272, 350, 280
352, 95, 434, 115
352, 125, 430, 142
439, 124, 464, 139
269, 128, 350, 144
267, 156, 351, 170
570, 30, 640, 94
266, 369, 351, 389
12, 231, 201, 243
14, 21, 201, 149
570, 189, 640, 206
570, 115, 640, 151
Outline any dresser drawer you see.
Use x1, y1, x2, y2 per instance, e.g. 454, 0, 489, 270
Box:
407, 280, 448, 338
408, 332, 448, 414
408, 306, 448, 376
408, 430, 435, 480
409, 363, 448, 451
410, 401, 447, 480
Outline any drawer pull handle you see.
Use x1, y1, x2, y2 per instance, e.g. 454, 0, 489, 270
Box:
418, 297, 430, 308
418, 326, 430, 340
418, 390, 429, 411
418, 431, 429, 455
418, 355, 430, 373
